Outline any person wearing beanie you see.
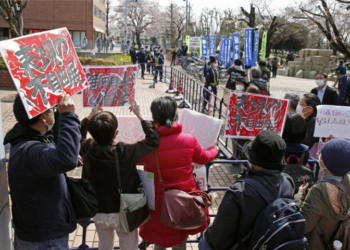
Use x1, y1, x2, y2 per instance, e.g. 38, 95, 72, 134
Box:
295, 139, 350, 250
225, 58, 247, 91
201, 131, 295, 249
258, 60, 271, 81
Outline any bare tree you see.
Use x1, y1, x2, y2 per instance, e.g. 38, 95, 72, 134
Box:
0, 0, 29, 37
162, 3, 186, 47
335, 0, 350, 9
106, 0, 112, 37
239, 3, 256, 28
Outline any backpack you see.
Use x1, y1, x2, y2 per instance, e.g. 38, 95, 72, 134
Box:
317, 179, 350, 250
282, 154, 315, 194
233, 175, 308, 250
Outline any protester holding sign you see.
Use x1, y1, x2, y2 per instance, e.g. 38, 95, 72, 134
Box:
80, 103, 160, 250
4, 93, 81, 249
138, 97, 218, 249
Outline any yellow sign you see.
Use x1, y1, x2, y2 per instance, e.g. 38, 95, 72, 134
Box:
186, 35, 190, 52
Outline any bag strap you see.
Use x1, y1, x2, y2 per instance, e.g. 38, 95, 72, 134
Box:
320, 179, 350, 197
286, 155, 301, 165
114, 149, 123, 194
154, 151, 164, 193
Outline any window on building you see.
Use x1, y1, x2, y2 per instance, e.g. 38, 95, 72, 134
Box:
69, 30, 86, 47
94, 5, 98, 17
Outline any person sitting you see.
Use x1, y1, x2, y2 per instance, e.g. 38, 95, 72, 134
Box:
226, 59, 247, 91
248, 66, 270, 96
80, 104, 160, 250
311, 72, 338, 105
282, 112, 309, 166
295, 139, 350, 250
296, 93, 321, 149
138, 97, 218, 249
284, 92, 300, 112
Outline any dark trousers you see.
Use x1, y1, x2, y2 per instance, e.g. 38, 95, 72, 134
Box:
154, 67, 163, 81
171, 57, 176, 66
147, 63, 154, 73
139, 62, 145, 77
202, 84, 217, 109
272, 66, 277, 77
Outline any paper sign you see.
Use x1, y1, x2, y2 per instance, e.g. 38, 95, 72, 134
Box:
314, 105, 350, 139
180, 109, 222, 151
114, 115, 152, 144
137, 170, 155, 210
193, 165, 208, 191
225, 93, 289, 138
190, 37, 201, 48
82, 65, 137, 107
0, 28, 87, 118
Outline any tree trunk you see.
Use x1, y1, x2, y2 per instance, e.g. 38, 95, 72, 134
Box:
136, 32, 141, 48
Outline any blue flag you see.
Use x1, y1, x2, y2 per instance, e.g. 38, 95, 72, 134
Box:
232, 33, 240, 60
201, 37, 208, 59
244, 29, 253, 66
209, 35, 216, 56
252, 30, 260, 66
224, 39, 232, 68
219, 35, 226, 64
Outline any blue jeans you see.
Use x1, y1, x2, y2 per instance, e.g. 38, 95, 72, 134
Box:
15, 234, 69, 250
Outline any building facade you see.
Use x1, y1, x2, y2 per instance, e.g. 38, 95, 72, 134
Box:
0, 0, 106, 47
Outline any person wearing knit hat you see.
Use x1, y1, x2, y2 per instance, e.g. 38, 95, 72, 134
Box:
295, 139, 350, 250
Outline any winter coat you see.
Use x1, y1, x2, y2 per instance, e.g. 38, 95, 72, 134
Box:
294, 174, 350, 250
204, 169, 294, 249
138, 123, 218, 247
304, 113, 319, 149
226, 66, 247, 90
80, 119, 160, 213
4, 113, 81, 242
248, 78, 270, 96
260, 66, 271, 81
285, 142, 309, 166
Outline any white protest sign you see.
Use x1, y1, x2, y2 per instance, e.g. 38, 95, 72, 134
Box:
114, 115, 152, 144
193, 166, 208, 191
190, 37, 201, 48
137, 170, 155, 210
314, 105, 350, 139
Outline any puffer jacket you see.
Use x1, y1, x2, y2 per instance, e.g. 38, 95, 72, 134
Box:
294, 174, 350, 250
138, 123, 218, 247
248, 78, 270, 96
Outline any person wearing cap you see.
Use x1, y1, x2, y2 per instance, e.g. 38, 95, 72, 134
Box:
332, 60, 346, 88
225, 59, 247, 91
203, 56, 218, 110
201, 131, 294, 249
130, 46, 137, 65
182, 42, 188, 58
136, 46, 146, 79
154, 51, 164, 83
271, 57, 278, 78
295, 139, 350, 250
311, 72, 338, 105
338, 63, 350, 106
202, 56, 216, 80
233, 76, 248, 93
258, 60, 271, 81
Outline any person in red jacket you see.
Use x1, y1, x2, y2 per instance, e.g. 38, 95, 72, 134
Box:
138, 96, 219, 249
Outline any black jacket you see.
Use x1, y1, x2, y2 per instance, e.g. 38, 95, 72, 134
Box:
249, 78, 270, 96
226, 66, 246, 90
305, 113, 319, 149
311, 85, 338, 105
204, 169, 294, 249
4, 113, 81, 242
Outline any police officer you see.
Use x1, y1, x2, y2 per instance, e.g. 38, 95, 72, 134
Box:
203, 56, 218, 110
146, 50, 154, 74
136, 46, 146, 79
160, 49, 164, 60
154, 51, 164, 83
130, 46, 137, 65
338, 63, 350, 106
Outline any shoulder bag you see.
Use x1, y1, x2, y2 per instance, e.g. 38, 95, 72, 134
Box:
154, 151, 212, 230
114, 150, 150, 234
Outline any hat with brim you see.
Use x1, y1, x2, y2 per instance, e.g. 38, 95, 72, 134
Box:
243, 130, 286, 170
210, 56, 217, 64
235, 76, 248, 87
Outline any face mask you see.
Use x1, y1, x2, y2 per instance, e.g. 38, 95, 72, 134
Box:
213, 63, 218, 68
316, 80, 325, 86
236, 84, 244, 91
296, 104, 306, 116
45, 112, 55, 131
347, 70, 350, 76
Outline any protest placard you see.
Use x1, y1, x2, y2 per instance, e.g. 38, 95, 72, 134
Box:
0, 28, 87, 118
314, 105, 350, 139
225, 93, 289, 138
114, 115, 152, 144
82, 65, 137, 107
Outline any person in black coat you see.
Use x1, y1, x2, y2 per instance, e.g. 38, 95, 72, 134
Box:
182, 42, 188, 57
338, 63, 350, 106
170, 49, 177, 66
130, 47, 137, 64
136, 46, 146, 79
310, 72, 338, 105
226, 59, 246, 91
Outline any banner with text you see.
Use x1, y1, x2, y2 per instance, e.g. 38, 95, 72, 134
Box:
201, 37, 208, 58
232, 33, 240, 60
244, 29, 253, 66
219, 35, 226, 64
224, 93, 289, 138
252, 30, 260, 66
314, 105, 350, 139
209, 35, 216, 56
0, 28, 88, 118
224, 39, 232, 68
260, 31, 267, 61
190, 37, 201, 48
82, 65, 137, 107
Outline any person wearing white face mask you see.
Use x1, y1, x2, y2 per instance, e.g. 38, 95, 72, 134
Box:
233, 76, 248, 93
338, 62, 350, 106
296, 93, 321, 149
311, 72, 338, 105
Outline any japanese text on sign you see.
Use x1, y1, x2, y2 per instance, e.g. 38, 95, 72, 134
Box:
314, 105, 350, 139
224, 93, 289, 138
0, 28, 87, 118
82, 66, 137, 107
209, 35, 216, 56
232, 33, 240, 60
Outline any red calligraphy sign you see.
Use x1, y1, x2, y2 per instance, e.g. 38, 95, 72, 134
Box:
0, 28, 87, 118
82, 65, 137, 107
224, 93, 289, 138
